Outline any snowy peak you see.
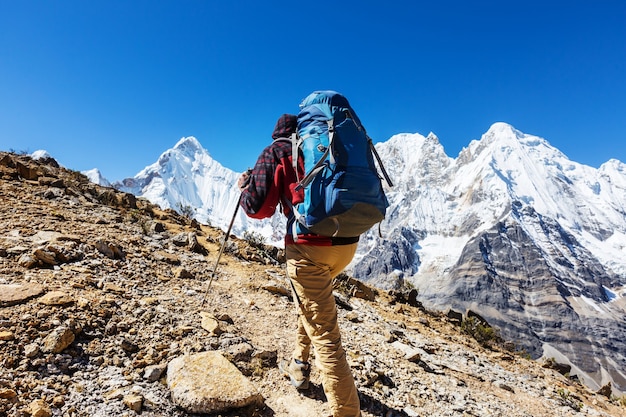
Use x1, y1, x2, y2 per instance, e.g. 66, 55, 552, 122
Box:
151, 137, 212, 173
30, 149, 61, 168
468, 122, 563, 162
171, 136, 206, 157
132, 137, 222, 183
115, 136, 254, 237
82, 168, 111, 187
485, 121, 523, 138
600, 158, 626, 176
377, 131, 452, 189
31, 150, 54, 160
174, 135, 203, 149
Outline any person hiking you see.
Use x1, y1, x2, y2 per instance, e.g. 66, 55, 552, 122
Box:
238, 113, 362, 417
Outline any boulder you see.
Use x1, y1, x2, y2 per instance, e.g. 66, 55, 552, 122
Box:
0, 283, 45, 306
166, 351, 262, 414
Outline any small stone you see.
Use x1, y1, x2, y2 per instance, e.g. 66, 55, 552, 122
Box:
28, 399, 52, 417
144, 363, 167, 382
104, 388, 125, 400
33, 248, 57, 265
33, 249, 58, 265
200, 312, 222, 336
39, 291, 74, 306
18, 253, 39, 268
495, 381, 515, 393
172, 233, 189, 246
382, 329, 396, 343
215, 313, 233, 323
95, 240, 125, 260
391, 341, 421, 362
24, 343, 40, 358
597, 382, 612, 398
148, 221, 165, 233
345, 312, 361, 323
52, 395, 65, 407
140, 297, 159, 305
38, 176, 64, 188
42, 326, 75, 353
123, 394, 143, 412
173, 266, 194, 279
166, 351, 262, 414
262, 283, 290, 296
187, 233, 207, 254
0, 388, 17, 399
103, 283, 124, 293
224, 342, 254, 363
0, 330, 14, 341
121, 338, 140, 353
155, 251, 180, 265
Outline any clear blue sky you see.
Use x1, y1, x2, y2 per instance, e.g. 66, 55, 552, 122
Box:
1, 1, 625, 182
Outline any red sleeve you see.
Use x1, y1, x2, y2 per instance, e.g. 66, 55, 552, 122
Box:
240, 141, 292, 219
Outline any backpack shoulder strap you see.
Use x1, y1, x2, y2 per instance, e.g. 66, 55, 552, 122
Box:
273, 133, 301, 182
290, 132, 300, 182
342, 108, 393, 188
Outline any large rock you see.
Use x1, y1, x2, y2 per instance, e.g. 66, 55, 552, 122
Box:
39, 291, 74, 306
42, 326, 75, 353
0, 283, 46, 306
166, 351, 262, 414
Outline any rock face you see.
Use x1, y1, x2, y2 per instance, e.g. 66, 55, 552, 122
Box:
0, 152, 625, 417
436, 218, 626, 391
167, 351, 262, 413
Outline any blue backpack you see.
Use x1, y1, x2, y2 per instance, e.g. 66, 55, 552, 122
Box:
290, 90, 393, 238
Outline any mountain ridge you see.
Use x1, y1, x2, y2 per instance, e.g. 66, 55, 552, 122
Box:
362, 123, 626, 394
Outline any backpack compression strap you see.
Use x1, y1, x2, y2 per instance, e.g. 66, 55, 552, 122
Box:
295, 119, 335, 191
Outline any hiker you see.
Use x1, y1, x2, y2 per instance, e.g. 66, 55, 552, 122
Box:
238, 113, 362, 417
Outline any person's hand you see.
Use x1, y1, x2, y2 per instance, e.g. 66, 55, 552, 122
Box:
238, 170, 251, 190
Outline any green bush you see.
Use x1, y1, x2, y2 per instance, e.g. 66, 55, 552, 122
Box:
176, 202, 195, 219
557, 388, 583, 412
460, 316, 500, 348
242, 230, 266, 248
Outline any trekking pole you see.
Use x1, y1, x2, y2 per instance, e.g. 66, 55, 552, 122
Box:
201, 170, 251, 307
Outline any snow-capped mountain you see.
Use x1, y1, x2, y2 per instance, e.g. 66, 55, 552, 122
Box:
113, 137, 285, 245
354, 122, 626, 394
113, 124, 626, 395
82, 168, 111, 187
31, 150, 54, 161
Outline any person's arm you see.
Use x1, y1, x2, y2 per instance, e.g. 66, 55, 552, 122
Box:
239, 144, 282, 219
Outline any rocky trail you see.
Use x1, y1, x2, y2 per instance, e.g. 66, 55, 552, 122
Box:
0, 152, 624, 417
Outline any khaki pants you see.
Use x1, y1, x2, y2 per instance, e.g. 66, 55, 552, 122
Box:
286, 243, 361, 417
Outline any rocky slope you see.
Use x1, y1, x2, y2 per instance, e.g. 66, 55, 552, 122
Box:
1, 151, 624, 416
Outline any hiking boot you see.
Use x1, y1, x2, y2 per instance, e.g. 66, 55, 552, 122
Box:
279, 358, 310, 390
